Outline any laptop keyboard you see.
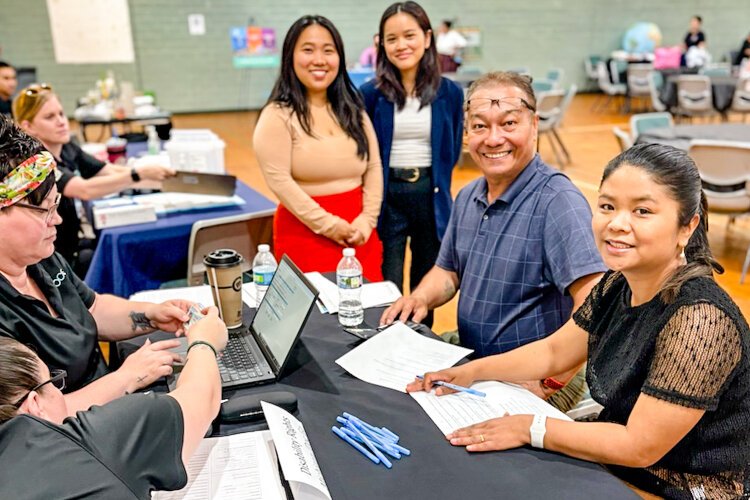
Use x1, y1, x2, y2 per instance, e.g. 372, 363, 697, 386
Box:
218, 335, 265, 382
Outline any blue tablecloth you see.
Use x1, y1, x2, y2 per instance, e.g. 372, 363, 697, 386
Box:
84, 181, 276, 297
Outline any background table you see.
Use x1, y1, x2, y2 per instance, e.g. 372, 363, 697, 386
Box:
77, 112, 173, 141
205, 306, 638, 500
659, 74, 738, 113
635, 123, 750, 150
84, 181, 275, 297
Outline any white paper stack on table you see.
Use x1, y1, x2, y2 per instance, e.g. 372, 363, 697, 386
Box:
304, 272, 401, 314
153, 403, 331, 500
129, 283, 258, 309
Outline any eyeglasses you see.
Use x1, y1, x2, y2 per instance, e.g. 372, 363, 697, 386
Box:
465, 97, 536, 114
13, 369, 67, 408
465, 97, 536, 135
24, 83, 53, 97
14, 193, 61, 225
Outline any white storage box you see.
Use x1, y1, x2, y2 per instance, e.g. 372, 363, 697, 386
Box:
92, 204, 157, 229
164, 129, 226, 174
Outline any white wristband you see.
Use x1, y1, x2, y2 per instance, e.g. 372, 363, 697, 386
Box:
530, 414, 547, 449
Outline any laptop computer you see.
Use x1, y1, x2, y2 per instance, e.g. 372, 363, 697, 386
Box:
169, 254, 319, 391
162, 171, 237, 196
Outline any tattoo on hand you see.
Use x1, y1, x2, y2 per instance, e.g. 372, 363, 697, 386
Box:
137, 375, 147, 383
129, 311, 154, 332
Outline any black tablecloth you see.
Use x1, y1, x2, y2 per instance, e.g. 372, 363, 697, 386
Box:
659, 74, 738, 112
636, 123, 750, 150
185, 306, 638, 500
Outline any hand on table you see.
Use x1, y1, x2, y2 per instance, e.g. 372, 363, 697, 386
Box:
446, 414, 532, 452
405, 365, 476, 395
379, 295, 429, 326
119, 338, 183, 392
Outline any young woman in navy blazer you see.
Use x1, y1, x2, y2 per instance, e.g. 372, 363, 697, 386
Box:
360, 2, 463, 325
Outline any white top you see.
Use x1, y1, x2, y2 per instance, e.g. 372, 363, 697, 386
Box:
436, 30, 467, 57
389, 97, 432, 168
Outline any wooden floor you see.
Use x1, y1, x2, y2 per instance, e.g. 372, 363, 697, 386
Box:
158, 94, 750, 337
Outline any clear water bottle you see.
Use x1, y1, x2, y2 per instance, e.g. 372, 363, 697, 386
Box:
146, 125, 160, 155
252, 244, 277, 304
337, 248, 364, 326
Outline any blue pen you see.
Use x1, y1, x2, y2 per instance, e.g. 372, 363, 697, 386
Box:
332, 426, 380, 464
416, 375, 486, 398
347, 421, 393, 469
380, 427, 400, 442
343, 413, 394, 442
341, 428, 401, 459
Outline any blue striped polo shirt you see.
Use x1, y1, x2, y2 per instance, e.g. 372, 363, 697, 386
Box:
436, 155, 606, 358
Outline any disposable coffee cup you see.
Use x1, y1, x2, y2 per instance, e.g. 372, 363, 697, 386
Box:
204, 249, 244, 329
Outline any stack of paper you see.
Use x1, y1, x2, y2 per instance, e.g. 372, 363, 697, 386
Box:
130, 284, 257, 309
304, 272, 401, 314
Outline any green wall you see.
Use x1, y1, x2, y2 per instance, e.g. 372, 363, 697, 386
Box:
1, 0, 747, 114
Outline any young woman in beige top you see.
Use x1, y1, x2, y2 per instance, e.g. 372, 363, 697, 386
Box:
253, 15, 383, 280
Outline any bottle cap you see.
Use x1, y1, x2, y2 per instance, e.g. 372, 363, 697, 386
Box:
258, 244, 270, 253
343, 248, 355, 257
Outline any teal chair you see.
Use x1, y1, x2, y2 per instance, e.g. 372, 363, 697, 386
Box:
629, 112, 674, 142
546, 68, 564, 88
532, 79, 555, 94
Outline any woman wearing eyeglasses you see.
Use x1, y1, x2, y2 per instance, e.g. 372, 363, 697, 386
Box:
0, 116, 201, 415
0, 305, 227, 498
12, 83, 176, 276
360, 2, 463, 324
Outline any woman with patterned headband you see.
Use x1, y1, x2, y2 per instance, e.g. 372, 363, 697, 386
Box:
0, 116, 203, 414
12, 83, 175, 276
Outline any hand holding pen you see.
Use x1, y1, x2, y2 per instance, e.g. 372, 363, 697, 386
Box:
405, 365, 479, 396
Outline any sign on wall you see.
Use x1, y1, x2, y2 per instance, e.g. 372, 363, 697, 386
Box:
231, 26, 279, 69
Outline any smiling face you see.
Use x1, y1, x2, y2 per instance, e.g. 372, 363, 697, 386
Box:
466, 84, 538, 195
593, 164, 697, 279
22, 94, 70, 148
292, 24, 340, 102
382, 12, 431, 78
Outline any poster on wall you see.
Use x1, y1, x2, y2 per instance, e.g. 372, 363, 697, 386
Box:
46, 0, 135, 63
231, 26, 279, 68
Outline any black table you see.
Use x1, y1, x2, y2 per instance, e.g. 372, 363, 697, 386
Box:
659, 74, 738, 112
636, 123, 750, 150
77, 112, 173, 142
194, 306, 638, 500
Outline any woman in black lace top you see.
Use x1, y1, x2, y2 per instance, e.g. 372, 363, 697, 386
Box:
408, 144, 750, 499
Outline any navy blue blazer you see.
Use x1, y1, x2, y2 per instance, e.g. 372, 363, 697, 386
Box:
360, 77, 464, 240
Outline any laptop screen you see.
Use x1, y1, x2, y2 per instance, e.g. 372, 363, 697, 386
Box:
251, 256, 317, 369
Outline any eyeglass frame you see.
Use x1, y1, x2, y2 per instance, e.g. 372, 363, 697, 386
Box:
13, 369, 67, 408
464, 96, 537, 114
13, 192, 61, 224
23, 83, 53, 97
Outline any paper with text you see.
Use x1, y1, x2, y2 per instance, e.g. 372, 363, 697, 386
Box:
410, 380, 572, 435
129, 285, 214, 305
304, 273, 402, 314
335, 322, 473, 392
262, 402, 331, 500
153, 431, 285, 500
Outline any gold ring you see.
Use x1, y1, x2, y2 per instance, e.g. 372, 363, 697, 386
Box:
479, 434, 485, 443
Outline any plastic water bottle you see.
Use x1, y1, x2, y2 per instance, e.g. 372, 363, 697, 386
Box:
337, 248, 364, 326
252, 244, 277, 304
146, 125, 160, 155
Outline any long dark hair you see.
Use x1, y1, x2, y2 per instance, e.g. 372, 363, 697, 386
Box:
375, 1, 441, 110
0, 115, 55, 206
601, 143, 723, 302
265, 15, 369, 159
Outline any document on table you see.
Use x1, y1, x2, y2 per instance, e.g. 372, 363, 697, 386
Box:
152, 431, 286, 500
304, 272, 401, 314
335, 322, 473, 392
263, 401, 332, 500
410, 380, 572, 435
129, 284, 258, 309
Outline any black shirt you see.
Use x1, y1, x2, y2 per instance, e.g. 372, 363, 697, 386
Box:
54, 141, 106, 264
684, 30, 706, 49
0, 252, 108, 391
0, 393, 187, 499
574, 271, 750, 499
0, 96, 11, 117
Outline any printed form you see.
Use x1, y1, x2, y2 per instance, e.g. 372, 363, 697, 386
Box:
411, 381, 572, 435
335, 322, 473, 392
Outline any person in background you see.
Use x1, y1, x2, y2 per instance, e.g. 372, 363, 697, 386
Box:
0, 61, 16, 117
733, 32, 750, 66
383, 72, 604, 406
408, 143, 750, 499
359, 34, 379, 68
361, 2, 463, 326
681, 15, 706, 66
0, 116, 195, 415
0, 306, 227, 498
254, 15, 383, 280
13, 83, 175, 276
436, 20, 467, 73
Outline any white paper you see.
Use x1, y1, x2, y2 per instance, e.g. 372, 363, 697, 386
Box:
241, 283, 258, 308
262, 402, 331, 500
132, 192, 244, 215
335, 322, 473, 392
187, 14, 206, 36
129, 285, 214, 306
410, 380, 572, 435
153, 431, 285, 500
304, 273, 402, 314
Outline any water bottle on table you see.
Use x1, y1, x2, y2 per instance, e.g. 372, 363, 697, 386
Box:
252, 244, 277, 304
337, 248, 364, 326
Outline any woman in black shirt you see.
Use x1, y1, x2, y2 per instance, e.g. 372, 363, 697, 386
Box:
409, 144, 750, 499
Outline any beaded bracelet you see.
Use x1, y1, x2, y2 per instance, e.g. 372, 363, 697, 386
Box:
187, 340, 218, 358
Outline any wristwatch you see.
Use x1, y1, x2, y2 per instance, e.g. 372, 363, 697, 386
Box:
130, 167, 141, 182
530, 414, 547, 449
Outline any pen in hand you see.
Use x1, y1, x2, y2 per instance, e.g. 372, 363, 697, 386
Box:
416, 375, 486, 398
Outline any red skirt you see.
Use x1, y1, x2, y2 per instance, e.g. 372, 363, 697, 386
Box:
274, 186, 383, 282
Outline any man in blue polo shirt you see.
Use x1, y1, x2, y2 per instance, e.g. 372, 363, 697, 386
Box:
382, 72, 605, 395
